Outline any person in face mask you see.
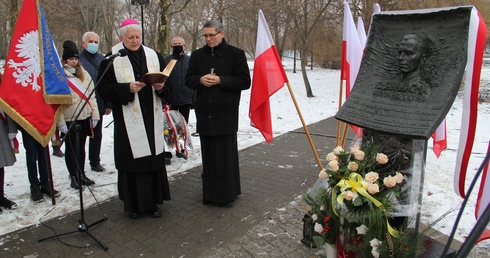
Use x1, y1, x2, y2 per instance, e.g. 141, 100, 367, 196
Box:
79, 31, 112, 173
162, 36, 196, 163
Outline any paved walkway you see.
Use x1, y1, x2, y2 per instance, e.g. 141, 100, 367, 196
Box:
0, 117, 475, 257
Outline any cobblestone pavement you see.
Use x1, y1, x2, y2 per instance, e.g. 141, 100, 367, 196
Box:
0, 117, 482, 258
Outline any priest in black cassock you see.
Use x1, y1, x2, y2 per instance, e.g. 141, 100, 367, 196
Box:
186, 20, 251, 207
97, 18, 170, 219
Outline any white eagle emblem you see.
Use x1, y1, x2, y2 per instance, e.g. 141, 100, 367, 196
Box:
7, 30, 42, 92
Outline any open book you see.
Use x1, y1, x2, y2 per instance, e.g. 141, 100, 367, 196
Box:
139, 59, 177, 85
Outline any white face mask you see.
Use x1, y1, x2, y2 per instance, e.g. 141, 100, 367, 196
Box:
87, 42, 99, 54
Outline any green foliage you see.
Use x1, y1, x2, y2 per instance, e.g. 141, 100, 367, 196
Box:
304, 136, 425, 257
303, 187, 341, 246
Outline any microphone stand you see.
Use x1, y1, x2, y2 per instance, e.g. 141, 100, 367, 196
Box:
38, 56, 118, 251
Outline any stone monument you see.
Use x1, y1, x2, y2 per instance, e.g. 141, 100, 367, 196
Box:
336, 7, 471, 139
334, 7, 479, 255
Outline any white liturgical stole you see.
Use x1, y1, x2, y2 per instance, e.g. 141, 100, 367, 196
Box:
112, 42, 164, 159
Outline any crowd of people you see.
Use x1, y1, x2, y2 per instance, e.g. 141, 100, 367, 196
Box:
1, 19, 251, 219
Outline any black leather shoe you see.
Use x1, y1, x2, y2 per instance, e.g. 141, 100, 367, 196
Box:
203, 200, 233, 208
70, 176, 81, 190
52, 146, 64, 157
30, 184, 44, 203
0, 196, 18, 210
165, 158, 171, 165
213, 202, 233, 208
129, 212, 140, 219
176, 152, 187, 160
148, 207, 161, 218
81, 174, 95, 186
40, 181, 61, 197
91, 164, 106, 172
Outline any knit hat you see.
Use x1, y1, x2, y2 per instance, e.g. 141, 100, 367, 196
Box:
120, 18, 139, 28
62, 40, 79, 60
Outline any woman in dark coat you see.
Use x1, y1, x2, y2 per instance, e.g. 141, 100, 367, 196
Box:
97, 18, 170, 219
185, 20, 251, 207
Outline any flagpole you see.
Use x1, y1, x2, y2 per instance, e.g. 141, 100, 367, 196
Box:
285, 82, 323, 170
336, 79, 344, 146
44, 146, 56, 205
340, 122, 349, 147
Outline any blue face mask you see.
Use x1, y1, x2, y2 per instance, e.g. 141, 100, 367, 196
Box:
87, 43, 98, 54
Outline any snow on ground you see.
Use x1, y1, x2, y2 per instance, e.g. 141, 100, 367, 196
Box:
1, 58, 489, 252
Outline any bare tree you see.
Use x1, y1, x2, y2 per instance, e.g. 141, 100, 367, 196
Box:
1, 0, 489, 73
155, 0, 192, 55
285, 0, 333, 97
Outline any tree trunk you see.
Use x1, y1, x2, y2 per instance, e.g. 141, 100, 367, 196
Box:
9, 0, 18, 37
293, 42, 297, 74
157, 0, 171, 55
300, 46, 314, 97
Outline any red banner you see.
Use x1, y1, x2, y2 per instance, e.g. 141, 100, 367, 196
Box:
0, 0, 71, 146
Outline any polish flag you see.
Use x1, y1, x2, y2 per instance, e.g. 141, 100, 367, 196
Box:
454, 8, 487, 198
357, 17, 367, 48
341, 1, 363, 98
432, 119, 447, 158
249, 9, 288, 143
341, 1, 363, 136
475, 142, 490, 244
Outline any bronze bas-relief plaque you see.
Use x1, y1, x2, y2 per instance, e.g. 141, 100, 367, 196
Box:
335, 7, 471, 139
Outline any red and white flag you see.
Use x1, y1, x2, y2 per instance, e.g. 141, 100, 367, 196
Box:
0, 0, 71, 146
249, 9, 288, 143
454, 7, 487, 198
357, 17, 367, 49
475, 142, 490, 244
432, 119, 447, 158
341, 1, 363, 136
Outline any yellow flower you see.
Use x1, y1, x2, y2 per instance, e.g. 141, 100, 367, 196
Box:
376, 153, 389, 164
326, 152, 337, 161
329, 160, 340, 171
364, 172, 379, 183
333, 146, 344, 155
319, 169, 329, 179
367, 183, 380, 195
350, 145, 361, 154
342, 190, 356, 201
347, 161, 359, 171
395, 172, 405, 184
354, 150, 365, 161
383, 176, 397, 188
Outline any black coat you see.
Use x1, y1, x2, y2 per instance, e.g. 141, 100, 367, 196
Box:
185, 40, 251, 136
163, 53, 195, 106
97, 46, 166, 173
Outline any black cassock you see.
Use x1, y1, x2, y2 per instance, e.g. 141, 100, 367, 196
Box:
200, 134, 241, 205
97, 46, 171, 213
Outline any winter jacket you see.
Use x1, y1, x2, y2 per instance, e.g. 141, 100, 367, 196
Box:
57, 67, 99, 126
163, 53, 195, 106
79, 49, 112, 113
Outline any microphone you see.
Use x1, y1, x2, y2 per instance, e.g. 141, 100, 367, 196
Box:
105, 49, 128, 60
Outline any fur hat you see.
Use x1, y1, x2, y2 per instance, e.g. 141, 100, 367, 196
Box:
62, 40, 79, 60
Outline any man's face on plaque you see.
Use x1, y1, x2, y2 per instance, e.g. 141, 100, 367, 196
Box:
398, 35, 422, 73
